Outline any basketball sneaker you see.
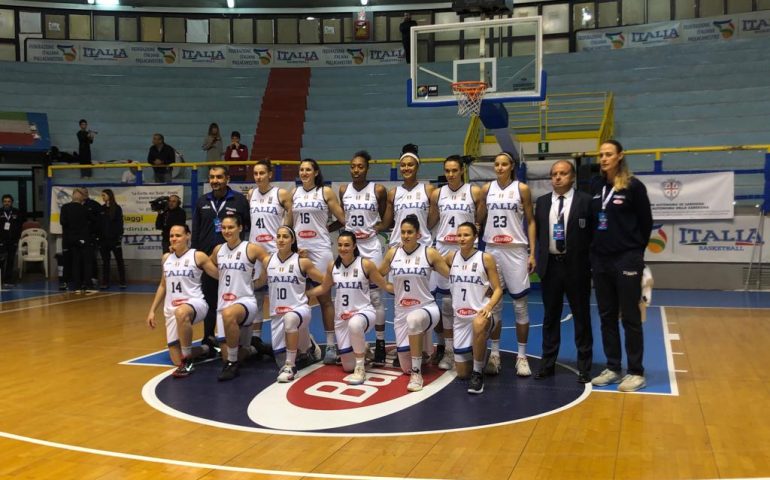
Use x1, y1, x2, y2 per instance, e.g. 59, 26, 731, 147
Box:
467, 371, 484, 394
407, 368, 423, 392
218, 361, 240, 382
618, 374, 646, 392
392, 355, 400, 369
277, 364, 297, 383
307, 336, 322, 364
515, 356, 531, 377
484, 352, 501, 375
438, 350, 455, 370
323, 344, 338, 365
347, 365, 367, 385
172, 358, 194, 378
591, 369, 622, 387
430, 344, 445, 366
373, 339, 386, 365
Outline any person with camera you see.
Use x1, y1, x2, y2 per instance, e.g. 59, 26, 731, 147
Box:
224, 131, 249, 182
192, 165, 250, 353
154, 194, 186, 254
77, 119, 96, 179
147, 133, 175, 183
202, 123, 223, 162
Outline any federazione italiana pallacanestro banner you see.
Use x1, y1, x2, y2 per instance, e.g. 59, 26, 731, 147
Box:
25, 39, 405, 68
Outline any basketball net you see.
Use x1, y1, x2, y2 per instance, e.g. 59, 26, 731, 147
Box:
451, 81, 488, 117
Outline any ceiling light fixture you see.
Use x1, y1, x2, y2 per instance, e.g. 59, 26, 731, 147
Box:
360, 0, 369, 5
227, 0, 235, 8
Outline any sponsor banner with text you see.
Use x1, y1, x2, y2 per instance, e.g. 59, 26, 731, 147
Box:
638, 171, 734, 220
26, 39, 404, 68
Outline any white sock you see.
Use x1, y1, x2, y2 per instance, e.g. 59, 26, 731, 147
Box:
445, 338, 454, 352
286, 349, 297, 366
326, 331, 335, 346
491, 340, 500, 355
376, 330, 385, 341
355, 356, 365, 369
181, 346, 192, 358
518, 342, 526, 358
411, 356, 422, 372
227, 346, 238, 363
473, 360, 484, 373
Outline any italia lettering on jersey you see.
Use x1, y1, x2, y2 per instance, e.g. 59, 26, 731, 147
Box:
267, 253, 308, 316
391, 183, 432, 247
250, 187, 284, 251
217, 241, 256, 305
293, 187, 330, 246
483, 180, 528, 246
449, 250, 490, 317
163, 249, 203, 310
390, 245, 433, 309
333, 257, 371, 320
342, 182, 380, 240
435, 184, 475, 244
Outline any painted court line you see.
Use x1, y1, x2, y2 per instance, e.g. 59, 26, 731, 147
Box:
661, 307, 680, 397
0, 293, 119, 314
0, 431, 443, 480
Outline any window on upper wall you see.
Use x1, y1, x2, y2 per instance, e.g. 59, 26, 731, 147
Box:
119, 17, 137, 41
323, 18, 342, 43
513, 7, 539, 37
543, 3, 569, 33
0, 9, 15, 39
373, 14, 387, 41
622, 0, 646, 25
210, 18, 230, 44
276, 18, 298, 43
94, 15, 116, 41
435, 43, 460, 62
699, 0, 724, 17
675, 0, 696, 19
299, 18, 320, 44
727, 0, 753, 13
434, 11, 460, 41
573, 3, 596, 31
0, 43, 14, 60
233, 18, 253, 44
757, 0, 770, 10
19, 12, 41, 34
164, 17, 185, 42
544, 37, 569, 54
256, 19, 274, 44
598, 1, 619, 27
45, 14, 66, 39
186, 19, 208, 43
69, 14, 91, 40
140, 17, 162, 42
343, 17, 353, 42
648, 0, 672, 22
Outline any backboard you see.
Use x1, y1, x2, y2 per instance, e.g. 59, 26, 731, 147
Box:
407, 16, 545, 108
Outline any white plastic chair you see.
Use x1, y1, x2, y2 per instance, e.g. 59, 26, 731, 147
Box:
20, 228, 47, 239
18, 236, 48, 279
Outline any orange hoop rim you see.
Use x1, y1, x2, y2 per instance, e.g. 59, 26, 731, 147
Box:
451, 81, 488, 96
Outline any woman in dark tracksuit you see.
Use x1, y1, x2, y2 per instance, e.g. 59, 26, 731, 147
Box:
99, 189, 127, 289
589, 140, 652, 393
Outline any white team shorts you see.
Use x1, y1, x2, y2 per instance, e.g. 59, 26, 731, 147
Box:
335, 307, 375, 355
430, 241, 458, 294
393, 302, 440, 354
270, 304, 312, 355
164, 297, 208, 346
453, 313, 496, 362
306, 248, 334, 284
356, 235, 384, 268
485, 244, 530, 298
215, 295, 260, 342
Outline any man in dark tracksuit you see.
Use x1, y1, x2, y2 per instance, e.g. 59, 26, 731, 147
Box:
0, 194, 23, 287
192, 165, 250, 351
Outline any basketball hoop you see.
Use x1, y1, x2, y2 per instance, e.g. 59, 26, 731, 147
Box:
451, 81, 488, 117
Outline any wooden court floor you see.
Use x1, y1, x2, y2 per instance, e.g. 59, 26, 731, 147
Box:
0, 291, 769, 479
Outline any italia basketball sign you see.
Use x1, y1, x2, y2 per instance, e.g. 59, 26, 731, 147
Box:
142, 352, 588, 436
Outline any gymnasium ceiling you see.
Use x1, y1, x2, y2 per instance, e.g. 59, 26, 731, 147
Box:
15, 0, 447, 8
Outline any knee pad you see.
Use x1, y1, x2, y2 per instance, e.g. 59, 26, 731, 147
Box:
348, 315, 367, 336
514, 297, 529, 325
441, 296, 453, 329
406, 309, 429, 335
370, 289, 386, 326
283, 312, 301, 333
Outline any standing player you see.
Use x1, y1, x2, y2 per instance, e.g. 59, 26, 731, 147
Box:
248, 158, 293, 355
338, 151, 390, 365
292, 159, 346, 364
146, 224, 219, 377
210, 214, 269, 381
265, 226, 326, 383
308, 231, 394, 385
387, 144, 435, 249
446, 222, 503, 394
427, 155, 483, 371
380, 215, 450, 392
479, 152, 537, 377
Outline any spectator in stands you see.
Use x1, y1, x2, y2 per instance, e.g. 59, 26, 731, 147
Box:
155, 194, 186, 253
147, 133, 175, 183
60, 188, 92, 293
192, 165, 250, 352
224, 131, 249, 182
202, 123, 223, 162
77, 119, 95, 179
121, 160, 138, 184
98, 189, 126, 289
0, 194, 24, 287
399, 13, 418, 63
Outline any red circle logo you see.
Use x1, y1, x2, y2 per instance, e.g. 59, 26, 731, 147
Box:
457, 308, 477, 316
492, 235, 513, 243
222, 293, 237, 301
257, 234, 274, 242
299, 230, 317, 239
171, 298, 188, 307
399, 298, 420, 307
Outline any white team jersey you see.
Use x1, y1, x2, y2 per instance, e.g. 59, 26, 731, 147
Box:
435, 183, 476, 244
333, 257, 372, 320
249, 187, 284, 253
483, 180, 528, 246
292, 186, 330, 249
391, 183, 432, 247
266, 252, 308, 316
217, 241, 256, 308
390, 245, 434, 310
163, 249, 204, 313
342, 182, 380, 240
449, 250, 490, 318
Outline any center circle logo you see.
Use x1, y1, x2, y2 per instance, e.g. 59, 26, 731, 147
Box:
143, 351, 589, 436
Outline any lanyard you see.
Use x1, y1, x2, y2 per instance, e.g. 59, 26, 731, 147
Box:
210, 198, 227, 217
2, 211, 10, 221
601, 186, 615, 211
